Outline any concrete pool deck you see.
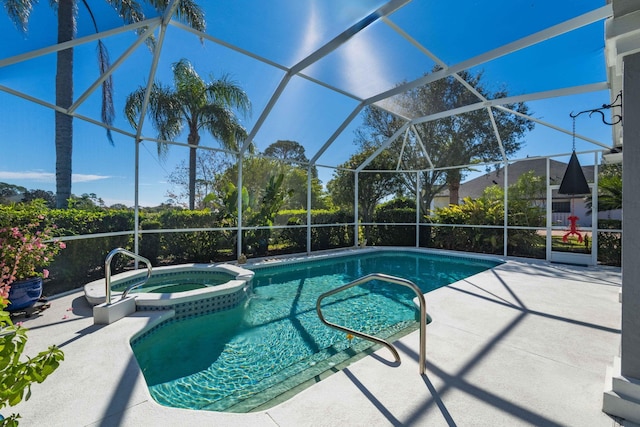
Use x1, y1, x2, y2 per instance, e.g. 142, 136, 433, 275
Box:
10, 257, 624, 426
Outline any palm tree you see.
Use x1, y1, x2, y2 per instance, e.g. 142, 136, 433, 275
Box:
4, 1, 205, 208
586, 164, 622, 214
124, 58, 251, 210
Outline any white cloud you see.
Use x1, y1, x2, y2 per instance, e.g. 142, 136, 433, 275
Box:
297, 2, 322, 63
299, 1, 393, 98
0, 171, 111, 183
72, 173, 112, 183
340, 31, 392, 98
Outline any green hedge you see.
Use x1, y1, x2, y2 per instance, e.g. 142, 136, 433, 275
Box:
371, 207, 417, 246
598, 219, 621, 266
0, 204, 135, 295
279, 209, 355, 252
1, 201, 622, 296
155, 210, 234, 263
428, 197, 544, 257
46, 209, 135, 292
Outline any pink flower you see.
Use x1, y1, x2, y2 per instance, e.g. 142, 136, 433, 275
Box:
0, 284, 10, 299
1, 217, 65, 286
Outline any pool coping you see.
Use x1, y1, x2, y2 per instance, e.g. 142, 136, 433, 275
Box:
83, 263, 254, 306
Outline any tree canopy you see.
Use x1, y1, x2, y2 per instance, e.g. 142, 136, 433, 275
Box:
327, 147, 401, 222
356, 68, 534, 211
165, 140, 330, 211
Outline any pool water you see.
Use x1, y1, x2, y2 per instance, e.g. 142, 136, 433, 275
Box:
131, 250, 501, 412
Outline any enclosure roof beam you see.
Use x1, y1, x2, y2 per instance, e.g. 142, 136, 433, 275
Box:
494, 105, 610, 149
241, 0, 410, 152
411, 125, 435, 169
366, 5, 612, 106
133, 19, 172, 142
69, 25, 158, 114
0, 19, 159, 69
310, 103, 366, 165
356, 121, 411, 172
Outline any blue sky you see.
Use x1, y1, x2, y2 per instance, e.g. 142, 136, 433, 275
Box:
0, 0, 613, 207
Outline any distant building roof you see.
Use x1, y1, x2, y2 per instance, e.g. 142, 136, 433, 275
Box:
439, 158, 595, 199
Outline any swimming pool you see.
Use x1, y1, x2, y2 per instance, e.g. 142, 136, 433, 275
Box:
131, 249, 501, 413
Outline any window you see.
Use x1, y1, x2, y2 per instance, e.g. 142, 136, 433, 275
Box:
552, 201, 571, 213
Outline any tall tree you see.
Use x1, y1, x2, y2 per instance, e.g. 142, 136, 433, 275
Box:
213, 155, 329, 213
262, 140, 326, 208
357, 68, 533, 210
263, 139, 318, 178
4, 1, 206, 208
264, 140, 308, 164
165, 150, 229, 209
327, 147, 401, 223
125, 58, 251, 210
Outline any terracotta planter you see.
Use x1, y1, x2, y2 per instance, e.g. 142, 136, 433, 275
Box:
7, 277, 43, 312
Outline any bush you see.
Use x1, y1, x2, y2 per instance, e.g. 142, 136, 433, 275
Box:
139, 219, 161, 265
0, 204, 134, 294
372, 207, 417, 246
157, 210, 227, 263
279, 210, 355, 251
46, 209, 135, 291
430, 197, 504, 254
598, 219, 621, 266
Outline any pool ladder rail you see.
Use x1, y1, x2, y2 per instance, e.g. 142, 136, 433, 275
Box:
104, 248, 152, 304
316, 273, 427, 375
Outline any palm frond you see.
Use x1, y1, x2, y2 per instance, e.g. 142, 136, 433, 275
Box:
147, 84, 184, 142
123, 86, 147, 129
173, 0, 206, 32
172, 59, 207, 108
97, 40, 115, 145
145, 0, 206, 32
106, 0, 145, 24
3, 0, 35, 33
206, 74, 252, 118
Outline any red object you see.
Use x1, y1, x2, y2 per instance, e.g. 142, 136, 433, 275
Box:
562, 215, 583, 243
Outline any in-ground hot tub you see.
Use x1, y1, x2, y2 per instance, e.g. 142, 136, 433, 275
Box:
84, 263, 254, 316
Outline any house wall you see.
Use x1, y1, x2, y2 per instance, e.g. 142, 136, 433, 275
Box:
550, 199, 591, 227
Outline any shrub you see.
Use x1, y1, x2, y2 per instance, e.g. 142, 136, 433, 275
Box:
139, 218, 161, 265
430, 197, 505, 254
598, 219, 621, 266
157, 210, 225, 262
46, 209, 135, 289
0, 307, 64, 425
279, 209, 355, 251
372, 206, 417, 246
0, 202, 65, 284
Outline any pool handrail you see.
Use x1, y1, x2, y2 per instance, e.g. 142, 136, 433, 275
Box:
316, 272, 427, 375
104, 248, 152, 304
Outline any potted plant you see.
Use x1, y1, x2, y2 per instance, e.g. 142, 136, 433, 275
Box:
0, 208, 65, 425
0, 217, 66, 312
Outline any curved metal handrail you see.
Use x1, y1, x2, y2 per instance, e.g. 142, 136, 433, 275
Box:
104, 248, 152, 304
316, 273, 427, 374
